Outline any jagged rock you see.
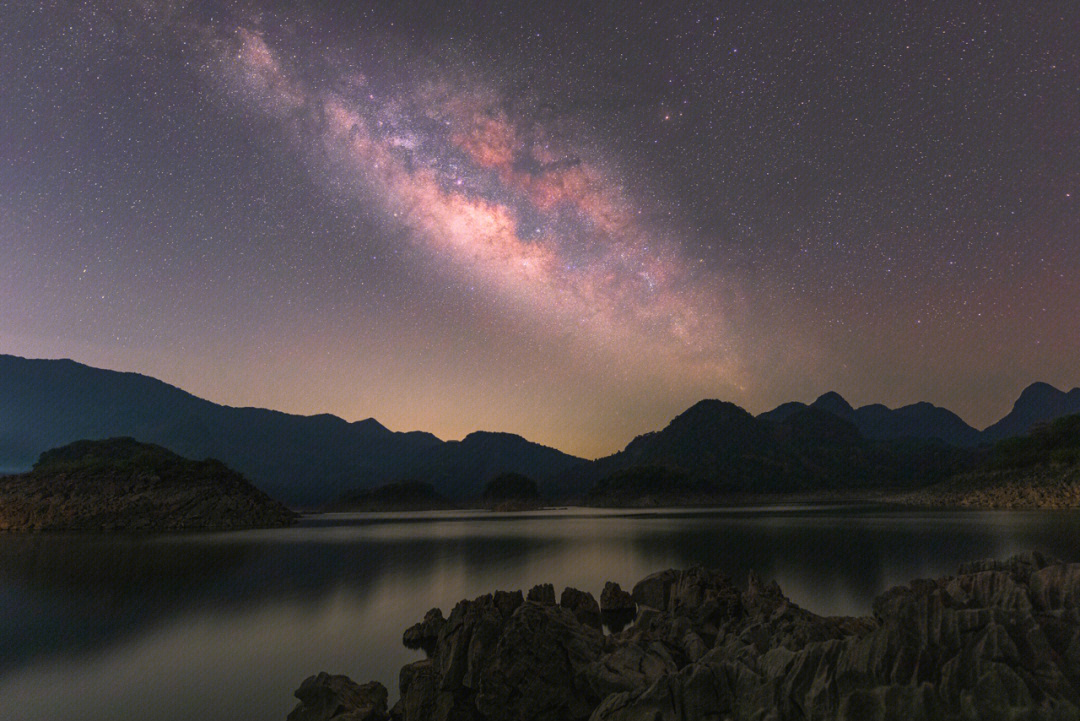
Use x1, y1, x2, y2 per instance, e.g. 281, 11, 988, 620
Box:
287, 673, 388, 721
300, 554, 1080, 721
527, 583, 556, 605
493, 590, 524, 617
402, 608, 445, 653
392, 661, 436, 721
600, 582, 634, 612
561, 587, 602, 629
475, 602, 605, 721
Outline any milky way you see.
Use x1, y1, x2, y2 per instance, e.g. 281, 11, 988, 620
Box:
211, 23, 738, 379
1, 1, 1078, 456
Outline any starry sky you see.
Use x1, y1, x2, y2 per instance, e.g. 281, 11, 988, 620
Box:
2, 1, 1078, 458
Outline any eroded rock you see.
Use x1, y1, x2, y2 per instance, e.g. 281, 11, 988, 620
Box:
527, 583, 556, 605
287, 673, 388, 721
402, 608, 445, 653
600, 582, 635, 613
295, 553, 1080, 721
560, 587, 602, 630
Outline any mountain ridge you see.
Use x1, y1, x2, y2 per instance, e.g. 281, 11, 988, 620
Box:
4, 354, 1080, 503
759, 391, 982, 446
0, 354, 582, 505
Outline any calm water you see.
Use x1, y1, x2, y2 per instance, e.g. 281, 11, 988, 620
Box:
1, 505, 1079, 721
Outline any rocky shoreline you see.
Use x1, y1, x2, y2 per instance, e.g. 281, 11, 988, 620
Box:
287, 551, 1080, 720
889, 465, 1080, 510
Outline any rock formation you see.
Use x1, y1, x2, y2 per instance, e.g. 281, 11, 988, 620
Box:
288, 552, 1080, 720
287, 673, 390, 721
599, 582, 634, 613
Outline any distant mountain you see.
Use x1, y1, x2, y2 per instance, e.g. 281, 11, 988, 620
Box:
759, 392, 982, 446
982, 382, 1080, 442
0, 355, 583, 505
404, 431, 582, 499
573, 400, 970, 499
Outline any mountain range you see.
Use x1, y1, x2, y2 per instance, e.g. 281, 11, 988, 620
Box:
758, 392, 982, 446
0, 355, 581, 505
569, 401, 971, 499
2, 353, 1079, 504
759, 385, 1080, 447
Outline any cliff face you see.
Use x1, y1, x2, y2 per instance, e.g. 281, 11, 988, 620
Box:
0, 437, 296, 532
288, 552, 1080, 721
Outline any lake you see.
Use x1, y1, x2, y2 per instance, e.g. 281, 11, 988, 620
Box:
1, 505, 1079, 721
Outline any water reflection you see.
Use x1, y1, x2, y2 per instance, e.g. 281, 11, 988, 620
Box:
1, 506, 1079, 721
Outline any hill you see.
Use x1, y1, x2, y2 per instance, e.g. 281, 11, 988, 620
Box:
0, 355, 584, 505
0, 437, 296, 531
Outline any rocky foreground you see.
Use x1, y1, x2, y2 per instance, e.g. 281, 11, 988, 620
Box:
288, 552, 1080, 721
0, 437, 297, 531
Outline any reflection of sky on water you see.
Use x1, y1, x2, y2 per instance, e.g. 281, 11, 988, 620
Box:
1, 507, 1079, 721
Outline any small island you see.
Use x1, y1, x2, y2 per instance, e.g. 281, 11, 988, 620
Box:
0, 437, 297, 532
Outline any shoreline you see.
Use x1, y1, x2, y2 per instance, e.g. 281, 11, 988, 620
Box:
323, 480, 1080, 514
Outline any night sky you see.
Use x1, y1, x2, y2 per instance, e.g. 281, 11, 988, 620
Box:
2, 1, 1078, 457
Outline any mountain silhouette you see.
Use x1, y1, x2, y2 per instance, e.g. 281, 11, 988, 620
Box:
574, 399, 966, 497
0, 355, 582, 504
982, 382, 1080, 441
759, 392, 981, 446
5, 354, 1079, 504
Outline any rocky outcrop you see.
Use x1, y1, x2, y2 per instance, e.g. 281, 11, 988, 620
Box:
403, 609, 446, 654
527, 583, 556, 605
561, 587, 602, 630
600, 582, 634, 613
0, 438, 296, 532
288, 673, 389, 721
296, 553, 1080, 720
